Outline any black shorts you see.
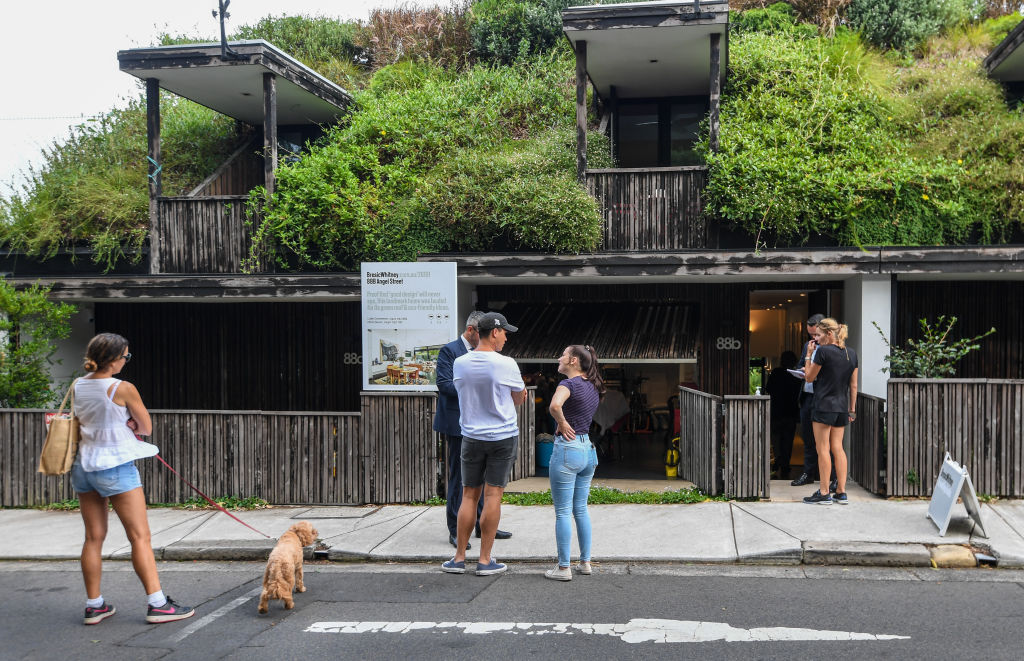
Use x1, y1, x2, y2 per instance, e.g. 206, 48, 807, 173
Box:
811, 410, 849, 427
461, 435, 519, 488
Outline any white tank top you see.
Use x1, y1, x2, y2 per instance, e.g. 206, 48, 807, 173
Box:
75, 377, 159, 472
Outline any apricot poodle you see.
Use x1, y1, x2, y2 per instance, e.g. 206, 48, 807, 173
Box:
257, 521, 319, 614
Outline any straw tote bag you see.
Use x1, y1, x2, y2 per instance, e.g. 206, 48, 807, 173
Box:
38, 379, 80, 475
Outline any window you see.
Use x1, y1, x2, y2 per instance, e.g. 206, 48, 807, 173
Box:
615, 97, 707, 167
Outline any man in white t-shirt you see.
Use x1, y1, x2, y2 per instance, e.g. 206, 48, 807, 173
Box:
441, 312, 527, 577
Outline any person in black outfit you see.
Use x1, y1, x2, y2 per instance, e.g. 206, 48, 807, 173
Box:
433, 311, 512, 548
802, 318, 859, 505
765, 351, 801, 480
791, 314, 835, 492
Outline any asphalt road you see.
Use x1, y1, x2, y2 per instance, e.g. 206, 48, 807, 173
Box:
3, 561, 1023, 660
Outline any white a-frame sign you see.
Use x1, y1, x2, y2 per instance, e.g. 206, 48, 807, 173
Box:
927, 453, 987, 538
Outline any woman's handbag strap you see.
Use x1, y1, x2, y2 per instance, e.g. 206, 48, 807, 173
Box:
56, 378, 79, 415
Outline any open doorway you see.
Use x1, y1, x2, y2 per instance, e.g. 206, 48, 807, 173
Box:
749, 288, 843, 480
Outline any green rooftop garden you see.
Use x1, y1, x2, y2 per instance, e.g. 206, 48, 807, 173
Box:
1, 1, 1022, 270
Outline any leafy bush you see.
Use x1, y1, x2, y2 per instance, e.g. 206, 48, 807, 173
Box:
847, 0, 978, 51
873, 316, 995, 377
422, 127, 611, 253
700, 25, 1024, 247
248, 53, 607, 270
0, 279, 76, 408
469, 0, 564, 65
233, 14, 367, 88
731, 2, 819, 38
0, 96, 240, 269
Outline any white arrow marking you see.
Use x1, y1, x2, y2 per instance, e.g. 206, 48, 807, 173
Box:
304, 619, 910, 643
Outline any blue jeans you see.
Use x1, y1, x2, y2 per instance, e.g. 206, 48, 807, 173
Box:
549, 433, 598, 567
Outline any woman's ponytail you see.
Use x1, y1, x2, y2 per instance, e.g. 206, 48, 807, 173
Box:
569, 344, 606, 396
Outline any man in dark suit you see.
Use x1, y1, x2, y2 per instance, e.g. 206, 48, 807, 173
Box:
434, 311, 512, 547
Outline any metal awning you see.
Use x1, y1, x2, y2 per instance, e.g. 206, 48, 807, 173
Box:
562, 0, 728, 99
498, 301, 700, 362
118, 40, 352, 125
985, 18, 1024, 82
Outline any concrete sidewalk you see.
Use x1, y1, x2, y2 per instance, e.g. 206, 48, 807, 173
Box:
2, 498, 1024, 569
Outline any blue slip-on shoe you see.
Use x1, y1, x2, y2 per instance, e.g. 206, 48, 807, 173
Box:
441, 558, 466, 574
475, 559, 507, 576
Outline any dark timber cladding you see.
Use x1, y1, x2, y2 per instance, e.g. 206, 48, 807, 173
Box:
586, 166, 706, 250
94, 302, 362, 411
477, 283, 748, 395
894, 281, 1024, 379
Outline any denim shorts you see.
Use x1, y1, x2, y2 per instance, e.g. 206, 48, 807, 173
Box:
461, 435, 519, 488
71, 460, 143, 497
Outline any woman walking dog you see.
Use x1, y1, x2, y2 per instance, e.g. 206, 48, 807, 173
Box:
545, 345, 604, 581
802, 319, 859, 505
73, 333, 195, 625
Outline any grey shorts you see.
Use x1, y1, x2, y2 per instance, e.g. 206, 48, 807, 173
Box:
461, 435, 519, 488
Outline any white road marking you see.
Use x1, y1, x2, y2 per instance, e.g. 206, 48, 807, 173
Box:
304, 619, 910, 643
166, 586, 263, 644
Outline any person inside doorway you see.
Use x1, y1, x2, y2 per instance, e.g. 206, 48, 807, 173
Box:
791, 314, 836, 493
765, 350, 801, 480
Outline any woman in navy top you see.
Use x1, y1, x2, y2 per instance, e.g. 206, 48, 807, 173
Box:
803, 318, 859, 505
545, 345, 604, 581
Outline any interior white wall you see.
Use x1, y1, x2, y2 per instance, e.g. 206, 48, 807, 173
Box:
843, 277, 891, 398
49, 303, 95, 393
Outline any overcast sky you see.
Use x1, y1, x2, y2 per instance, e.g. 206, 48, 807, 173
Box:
0, 0, 456, 195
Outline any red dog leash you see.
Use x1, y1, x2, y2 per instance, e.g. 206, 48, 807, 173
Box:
155, 454, 272, 539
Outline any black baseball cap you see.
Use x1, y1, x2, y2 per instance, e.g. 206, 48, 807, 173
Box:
478, 312, 518, 333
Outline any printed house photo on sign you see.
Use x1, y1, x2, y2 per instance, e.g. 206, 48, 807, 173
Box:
367, 329, 448, 386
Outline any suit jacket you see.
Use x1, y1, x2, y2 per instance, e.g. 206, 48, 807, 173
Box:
433, 336, 468, 435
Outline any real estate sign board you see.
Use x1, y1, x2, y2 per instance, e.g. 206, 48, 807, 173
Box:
361, 262, 458, 391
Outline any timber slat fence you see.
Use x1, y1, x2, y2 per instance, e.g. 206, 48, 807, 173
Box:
887, 379, 1024, 497
722, 395, 771, 499
848, 393, 886, 496
1, 391, 537, 507
678, 387, 720, 496
678, 388, 770, 498
586, 167, 706, 251
155, 196, 265, 274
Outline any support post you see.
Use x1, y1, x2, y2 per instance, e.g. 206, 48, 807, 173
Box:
146, 78, 161, 274
609, 85, 618, 163
576, 40, 587, 183
709, 33, 722, 153
263, 72, 278, 196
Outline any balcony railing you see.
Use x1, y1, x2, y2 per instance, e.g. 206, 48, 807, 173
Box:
586, 166, 707, 251
153, 196, 265, 274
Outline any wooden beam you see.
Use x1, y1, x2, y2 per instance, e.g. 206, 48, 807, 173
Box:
709, 33, 722, 153
146, 78, 162, 275
263, 72, 278, 196
576, 40, 588, 183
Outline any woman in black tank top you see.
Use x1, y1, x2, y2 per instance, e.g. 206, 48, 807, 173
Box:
802, 318, 859, 505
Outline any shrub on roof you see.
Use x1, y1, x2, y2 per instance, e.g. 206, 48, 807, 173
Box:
847, 0, 979, 51
700, 18, 1024, 247
0, 96, 240, 269
246, 53, 608, 271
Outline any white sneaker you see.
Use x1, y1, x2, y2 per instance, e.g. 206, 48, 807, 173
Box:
576, 561, 592, 575
544, 565, 572, 581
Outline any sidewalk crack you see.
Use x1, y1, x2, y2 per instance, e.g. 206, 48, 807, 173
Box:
366, 507, 431, 555
731, 503, 802, 542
